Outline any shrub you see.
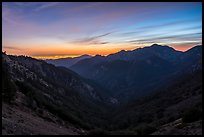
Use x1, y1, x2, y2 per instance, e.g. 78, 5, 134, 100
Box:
182, 108, 202, 123
2, 63, 17, 103
2, 79, 17, 102
135, 124, 157, 135
110, 130, 136, 135
167, 116, 176, 123
15, 81, 34, 95
88, 128, 109, 135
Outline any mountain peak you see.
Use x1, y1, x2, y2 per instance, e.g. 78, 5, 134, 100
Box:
119, 49, 126, 52
150, 44, 170, 48
95, 54, 102, 57
148, 44, 175, 51
191, 45, 202, 49
151, 43, 161, 47
185, 45, 202, 54
116, 49, 127, 55
80, 54, 91, 58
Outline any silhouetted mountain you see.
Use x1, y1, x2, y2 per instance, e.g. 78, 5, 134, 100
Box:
70, 44, 202, 102
174, 45, 202, 74
182, 45, 202, 61
107, 44, 182, 62
46, 54, 92, 68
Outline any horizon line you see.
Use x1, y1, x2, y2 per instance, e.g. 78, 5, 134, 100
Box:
2, 44, 201, 60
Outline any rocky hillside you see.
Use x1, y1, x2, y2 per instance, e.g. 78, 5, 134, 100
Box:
2, 93, 82, 135
2, 53, 113, 134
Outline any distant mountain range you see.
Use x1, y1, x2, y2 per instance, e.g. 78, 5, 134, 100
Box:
106, 44, 182, 61
43, 44, 202, 102
69, 44, 202, 102
46, 54, 92, 68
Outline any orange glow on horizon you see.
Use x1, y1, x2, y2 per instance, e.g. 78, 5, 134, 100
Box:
31, 55, 81, 60
3, 43, 141, 59
3, 43, 199, 59
171, 43, 200, 52
174, 47, 189, 52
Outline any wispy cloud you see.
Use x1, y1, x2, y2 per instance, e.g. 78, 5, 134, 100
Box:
128, 32, 202, 43
3, 46, 22, 50
117, 19, 201, 37
72, 32, 112, 45
34, 2, 61, 12
65, 2, 105, 13
2, 5, 18, 25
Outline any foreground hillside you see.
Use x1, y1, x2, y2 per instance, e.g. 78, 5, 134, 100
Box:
2, 97, 82, 135
2, 53, 112, 135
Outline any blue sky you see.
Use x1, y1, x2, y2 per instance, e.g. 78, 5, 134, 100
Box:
2, 2, 202, 59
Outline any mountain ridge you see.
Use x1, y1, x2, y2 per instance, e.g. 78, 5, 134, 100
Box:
46, 54, 92, 68
69, 44, 202, 102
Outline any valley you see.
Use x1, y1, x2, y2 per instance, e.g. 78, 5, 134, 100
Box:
2, 2, 202, 135
2, 44, 202, 135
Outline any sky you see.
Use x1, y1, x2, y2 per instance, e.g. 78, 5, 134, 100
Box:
2, 2, 202, 59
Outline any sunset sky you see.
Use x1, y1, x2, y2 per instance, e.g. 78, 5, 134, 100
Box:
2, 2, 202, 59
